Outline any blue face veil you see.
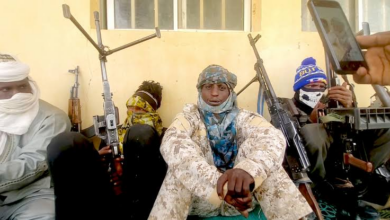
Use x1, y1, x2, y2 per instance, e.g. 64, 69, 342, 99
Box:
197, 65, 239, 172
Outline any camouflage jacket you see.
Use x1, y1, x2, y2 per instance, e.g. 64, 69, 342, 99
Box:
160, 104, 311, 219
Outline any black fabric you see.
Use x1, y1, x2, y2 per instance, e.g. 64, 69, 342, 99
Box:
122, 124, 167, 220
47, 132, 115, 220
47, 125, 167, 220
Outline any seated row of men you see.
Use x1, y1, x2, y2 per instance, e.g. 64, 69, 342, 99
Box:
0, 39, 389, 220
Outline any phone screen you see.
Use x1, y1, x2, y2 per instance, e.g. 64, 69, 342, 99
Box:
315, 5, 364, 63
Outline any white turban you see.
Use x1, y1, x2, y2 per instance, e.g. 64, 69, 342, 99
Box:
0, 53, 30, 82
0, 53, 40, 156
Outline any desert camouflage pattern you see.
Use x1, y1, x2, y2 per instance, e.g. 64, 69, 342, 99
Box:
148, 104, 312, 220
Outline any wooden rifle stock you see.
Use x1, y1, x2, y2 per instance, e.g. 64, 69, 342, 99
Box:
68, 98, 81, 132
344, 153, 373, 173
68, 66, 81, 132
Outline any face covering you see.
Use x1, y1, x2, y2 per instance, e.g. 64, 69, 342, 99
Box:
0, 79, 40, 157
118, 95, 163, 154
0, 54, 38, 157
298, 87, 324, 108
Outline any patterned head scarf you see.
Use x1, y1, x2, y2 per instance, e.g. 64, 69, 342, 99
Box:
197, 64, 237, 92
197, 64, 239, 172
118, 94, 163, 153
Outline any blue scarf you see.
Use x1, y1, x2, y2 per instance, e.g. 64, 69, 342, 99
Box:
198, 92, 239, 172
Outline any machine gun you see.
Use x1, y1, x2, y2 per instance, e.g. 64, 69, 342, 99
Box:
62, 4, 161, 195
68, 66, 81, 132
320, 22, 390, 199
237, 33, 323, 220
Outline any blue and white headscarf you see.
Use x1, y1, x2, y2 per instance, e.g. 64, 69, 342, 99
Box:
197, 65, 239, 172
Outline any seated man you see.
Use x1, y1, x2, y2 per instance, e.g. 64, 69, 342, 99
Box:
287, 57, 390, 218
47, 80, 167, 220
0, 53, 70, 220
118, 80, 165, 144
291, 57, 390, 183
148, 64, 312, 220
117, 80, 167, 219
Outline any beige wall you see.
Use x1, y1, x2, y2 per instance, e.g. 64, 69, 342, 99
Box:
0, 0, 376, 129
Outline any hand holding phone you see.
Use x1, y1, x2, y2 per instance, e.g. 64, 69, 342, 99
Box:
308, 0, 368, 75
353, 32, 390, 85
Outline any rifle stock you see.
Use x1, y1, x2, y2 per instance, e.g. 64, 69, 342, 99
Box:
68, 66, 81, 132
344, 153, 373, 173
68, 98, 81, 132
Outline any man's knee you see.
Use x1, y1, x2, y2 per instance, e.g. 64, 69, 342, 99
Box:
122, 123, 166, 185
123, 124, 160, 158
123, 124, 160, 150
47, 131, 92, 162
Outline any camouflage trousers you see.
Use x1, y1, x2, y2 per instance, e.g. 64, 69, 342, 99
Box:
148, 166, 312, 220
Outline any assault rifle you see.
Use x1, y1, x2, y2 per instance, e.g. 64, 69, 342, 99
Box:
68, 66, 81, 132
240, 33, 323, 219
62, 4, 161, 195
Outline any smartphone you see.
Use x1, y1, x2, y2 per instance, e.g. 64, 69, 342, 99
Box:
307, 0, 368, 74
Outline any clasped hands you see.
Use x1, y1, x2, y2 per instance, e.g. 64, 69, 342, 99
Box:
217, 168, 255, 218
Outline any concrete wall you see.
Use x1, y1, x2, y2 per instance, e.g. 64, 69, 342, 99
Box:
0, 0, 376, 128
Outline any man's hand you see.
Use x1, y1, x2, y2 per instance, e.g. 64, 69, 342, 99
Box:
310, 102, 326, 123
99, 146, 124, 195
98, 146, 111, 155
328, 82, 353, 108
353, 31, 390, 85
217, 168, 254, 218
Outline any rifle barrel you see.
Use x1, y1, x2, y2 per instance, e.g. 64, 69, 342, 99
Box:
74, 66, 79, 98
247, 33, 311, 172
248, 34, 278, 99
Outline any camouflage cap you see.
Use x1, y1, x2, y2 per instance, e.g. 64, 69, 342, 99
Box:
196, 64, 237, 90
